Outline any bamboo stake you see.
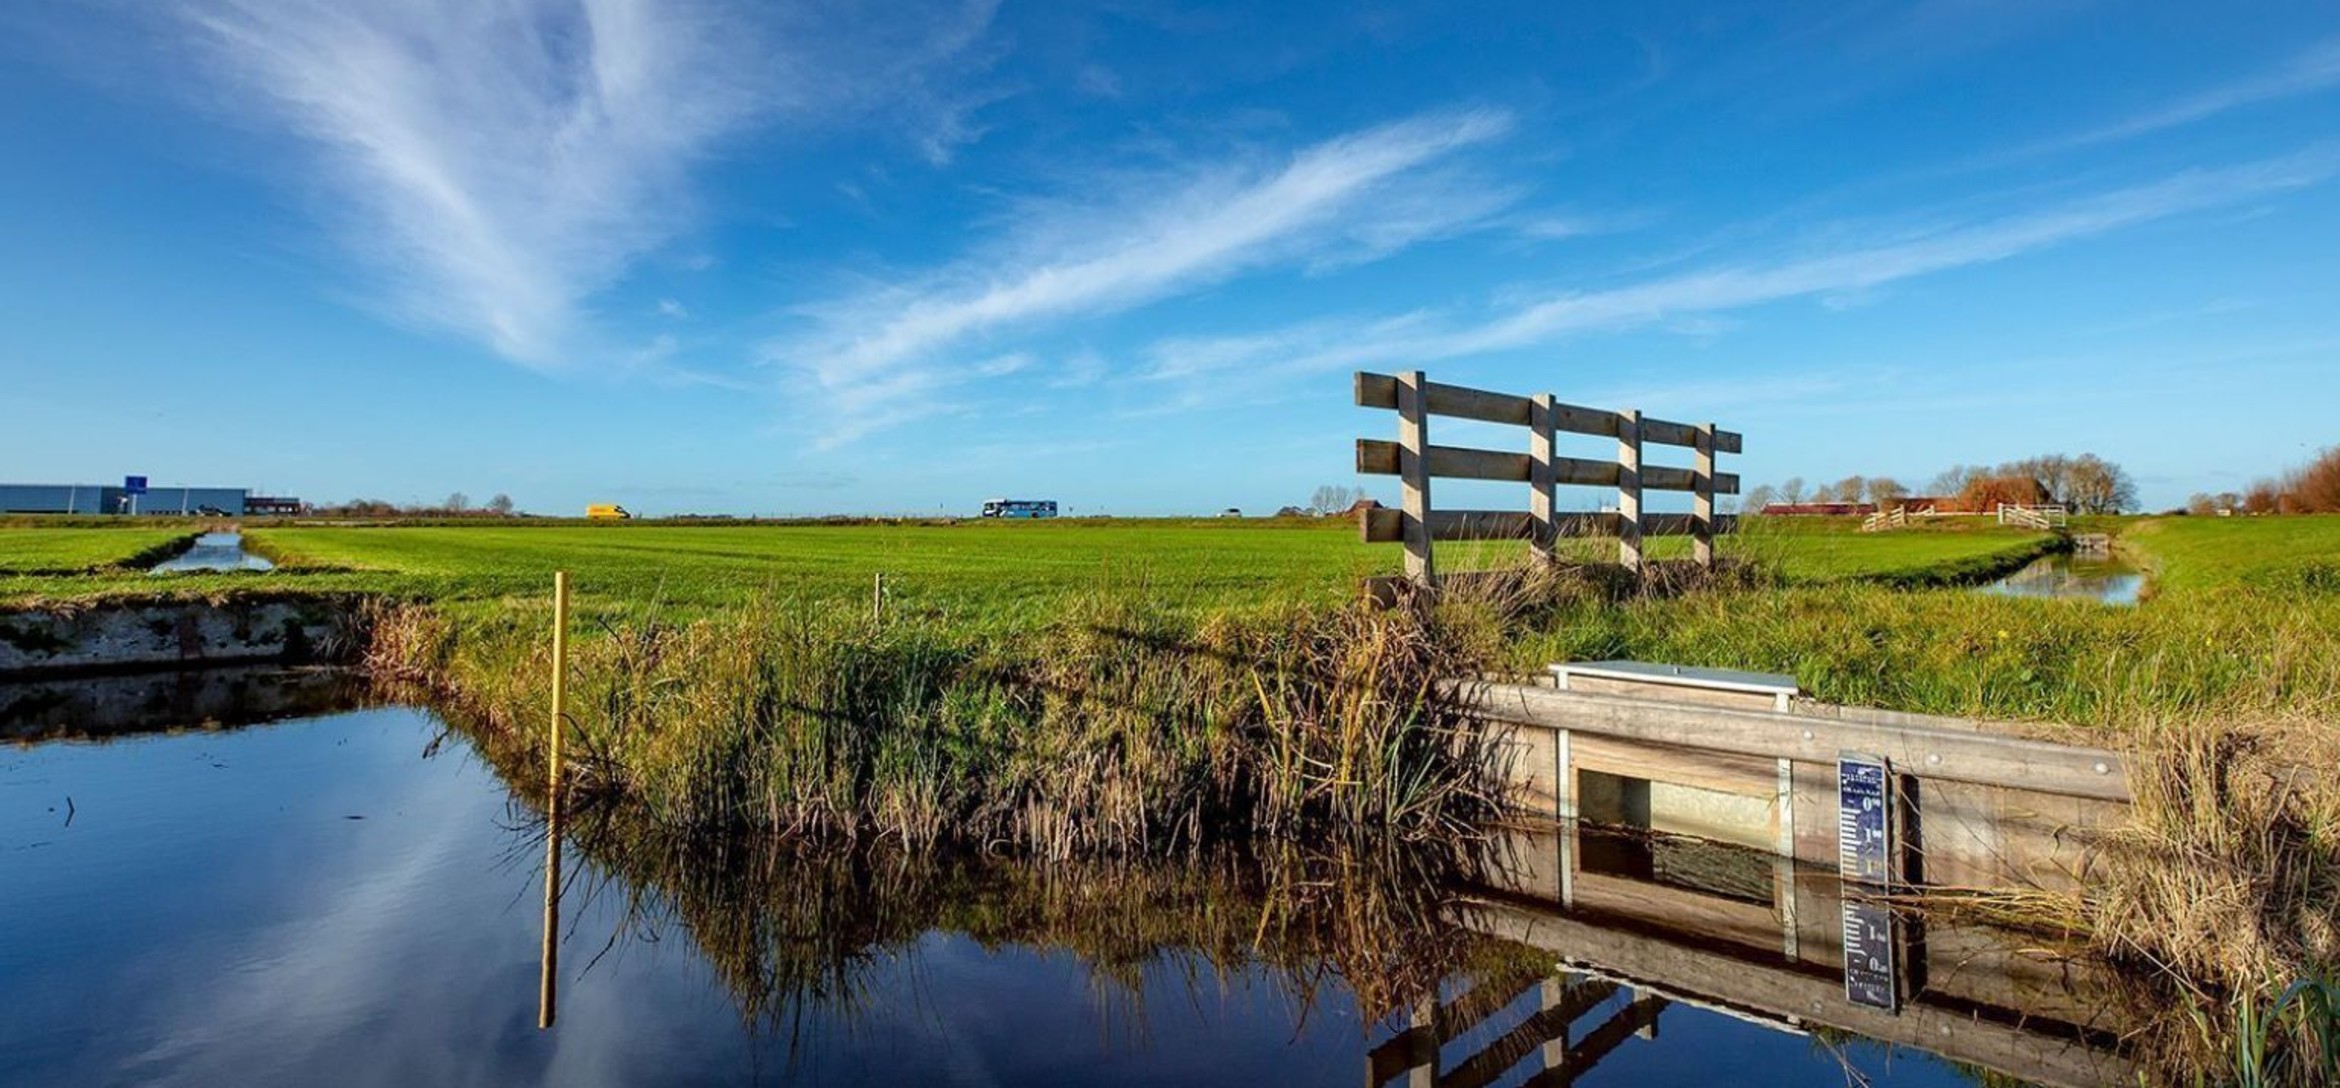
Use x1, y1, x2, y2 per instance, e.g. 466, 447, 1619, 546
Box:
539, 570, 568, 1030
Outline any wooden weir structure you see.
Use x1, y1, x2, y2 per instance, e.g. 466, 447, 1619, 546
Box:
1344, 371, 2136, 1084
1362, 661, 2138, 1087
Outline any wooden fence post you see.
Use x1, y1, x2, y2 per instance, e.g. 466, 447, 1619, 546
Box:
1530, 393, 1558, 565
1616, 408, 1643, 574
1398, 370, 1436, 585
1692, 422, 1716, 569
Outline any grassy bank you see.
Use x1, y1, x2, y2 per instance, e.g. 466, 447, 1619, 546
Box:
0, 527, 198, 575
369, 582, 1538, 857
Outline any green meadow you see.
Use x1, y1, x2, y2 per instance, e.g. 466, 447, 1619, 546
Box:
0, 513, 2056, 612
0, 526, 203, 575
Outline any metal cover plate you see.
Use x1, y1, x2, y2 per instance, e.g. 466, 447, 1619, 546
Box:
1550, 660, 1800, 697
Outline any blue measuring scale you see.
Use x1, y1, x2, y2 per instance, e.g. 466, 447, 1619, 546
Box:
1838, 753, 1899, 1011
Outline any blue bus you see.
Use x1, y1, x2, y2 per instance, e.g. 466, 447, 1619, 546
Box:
981, 498, 1058, 518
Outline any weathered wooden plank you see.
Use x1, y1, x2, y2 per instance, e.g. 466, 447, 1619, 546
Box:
1641, 464, 1740, 494
1398, 371, 1434, 583
1616, 409, 1643, 573
1357, 439, 1619, 485
1361, 510, 1737, 543
1358, 371, 1600, 431
1642, 417, 1744, 454
1530, 393, 1558, 563
1639, 512, 1739, 536
1693, 423, 1717, 568
1450, 683, 2131, 802
1356, 372, 1743, 451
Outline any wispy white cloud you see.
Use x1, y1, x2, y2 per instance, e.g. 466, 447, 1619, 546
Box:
770, 107, 1515, 438
178, 0, 1000, 368
1139, 151, 2338, 384
2063, 37, 2340, 149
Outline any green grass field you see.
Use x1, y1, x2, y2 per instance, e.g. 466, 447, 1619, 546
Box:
2121, 515, 2340, 595
0, 514, 2057, 611
0, 527, 196, 575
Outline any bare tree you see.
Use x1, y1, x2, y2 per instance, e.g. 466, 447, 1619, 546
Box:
1308, 484, 1358, 515
1740, 484, 1777, 513
1927, 464, 1987, 497
485, 493, 515, 516
444, 492, 471, 514
1865, 477, 1908, 508
1777, 477, 1807, 504
2061, 454, 2135, 514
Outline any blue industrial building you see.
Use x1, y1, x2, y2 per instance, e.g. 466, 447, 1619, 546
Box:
0, 483, 256, 516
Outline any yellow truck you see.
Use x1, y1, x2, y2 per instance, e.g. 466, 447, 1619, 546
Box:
585, 503, 632, 520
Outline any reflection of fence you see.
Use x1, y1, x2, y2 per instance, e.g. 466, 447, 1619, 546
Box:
1997, 503, 2069, 529
1366, 973, 1664, 1088
1353, 371, 1741, 586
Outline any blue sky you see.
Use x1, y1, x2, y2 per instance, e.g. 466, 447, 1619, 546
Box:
4, 2, 2338, 516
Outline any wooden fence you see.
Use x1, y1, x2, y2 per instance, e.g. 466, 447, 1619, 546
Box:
1354, 370, 1742, 584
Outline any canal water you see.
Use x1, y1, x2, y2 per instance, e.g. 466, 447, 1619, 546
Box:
148, 531, 274, 573
2, 690, 2096, 1086
1979, 553, 2144, 605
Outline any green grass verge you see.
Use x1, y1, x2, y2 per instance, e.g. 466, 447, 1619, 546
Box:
0, 527, 198, 575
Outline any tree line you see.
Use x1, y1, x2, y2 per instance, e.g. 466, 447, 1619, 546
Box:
2187, 447, 2340, 515
1742, 453, 2137, 515
309, 492, 518, 518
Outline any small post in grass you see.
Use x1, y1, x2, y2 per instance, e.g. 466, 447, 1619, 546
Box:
539, 570, 569, 1030
873, 571, 885, 627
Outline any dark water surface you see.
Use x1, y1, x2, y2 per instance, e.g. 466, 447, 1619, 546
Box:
1, 698, 2090, 1086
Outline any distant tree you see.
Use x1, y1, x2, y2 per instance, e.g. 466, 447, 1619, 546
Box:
2216, 491, 2243, 513
1927, 464, 1987, 498
444, 492, 471, 514
2061, 454, 2136, 514
484, 493, 515, 516
1740, 484, 1777, 513
1777, 477, 1807, 504
1865, 477, 1908, 508
1308, 484, 1359, 516
2005, 454, 2075, 505
2291, 447, 2340, 513
1958, 473, 2048, 512
2185, 493, 2218, 517
1826, 475, 1867, 503
2243, 479, 2283, 514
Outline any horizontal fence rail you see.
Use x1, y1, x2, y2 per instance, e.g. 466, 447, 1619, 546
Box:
1353, 370, 1743, 585
1355, 372, 1743, 453
1360, 508, 1741, 543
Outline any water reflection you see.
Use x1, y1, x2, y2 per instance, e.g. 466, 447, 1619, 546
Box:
1, 665, 362, 745
1979, 554, 2144, 605
148, 532, 273, 573
0, 698, 2133, 1086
